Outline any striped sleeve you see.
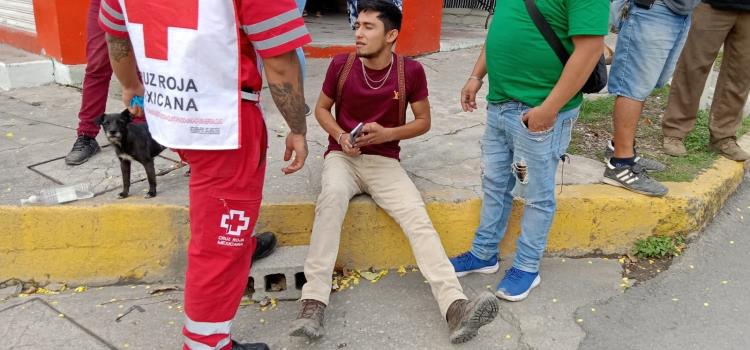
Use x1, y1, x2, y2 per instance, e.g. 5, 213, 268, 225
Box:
239, 0, 312, 58
98, 0, 129, 38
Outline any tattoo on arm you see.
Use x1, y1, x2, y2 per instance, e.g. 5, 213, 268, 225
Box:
107, 35, 133, 62
269, 82, 307, 134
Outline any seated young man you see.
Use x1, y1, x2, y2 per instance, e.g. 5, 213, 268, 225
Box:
289, 0, 498, 344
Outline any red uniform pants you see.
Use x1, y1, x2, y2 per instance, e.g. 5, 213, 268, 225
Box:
179, 102, 267, 350
77, 0, 113, 138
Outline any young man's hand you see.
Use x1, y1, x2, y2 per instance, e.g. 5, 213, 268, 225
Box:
523, 106, 558, 132
282, 132, 308, 175
339, 133, 362, 156
354, 122, 394, 147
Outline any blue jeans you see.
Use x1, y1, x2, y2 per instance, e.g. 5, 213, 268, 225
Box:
608, 0, 691, 101
470, 102, 578, 273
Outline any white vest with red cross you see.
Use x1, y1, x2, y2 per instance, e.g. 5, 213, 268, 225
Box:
118, 0, 243, 150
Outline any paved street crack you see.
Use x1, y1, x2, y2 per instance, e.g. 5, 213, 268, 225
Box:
405, 169, 473, 192
414, 123, 483, 144
497, 303, 533, 350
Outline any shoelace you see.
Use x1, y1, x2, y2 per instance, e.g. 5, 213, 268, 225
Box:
71, 137, 92, 151
630, 163, 646, 176
504, 268, 524, 282
300, 301, 322, 318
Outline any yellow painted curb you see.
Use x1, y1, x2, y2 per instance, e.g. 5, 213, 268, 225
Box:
0, 204, 189, 284
0, 158, 746, 284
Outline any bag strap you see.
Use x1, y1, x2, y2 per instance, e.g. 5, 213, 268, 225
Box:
335, 52, 357, 118
523, 0, 570, 66
397, 54, 406, 125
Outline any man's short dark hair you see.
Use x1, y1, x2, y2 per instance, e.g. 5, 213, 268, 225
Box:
357, 0, 402, 32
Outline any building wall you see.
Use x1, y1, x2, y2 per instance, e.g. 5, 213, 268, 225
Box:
0, 0, 88, 64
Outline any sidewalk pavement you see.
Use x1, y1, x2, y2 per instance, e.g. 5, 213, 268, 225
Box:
578, 172, 750, 350
1, 46, 748, 284
0, 257, 622, 350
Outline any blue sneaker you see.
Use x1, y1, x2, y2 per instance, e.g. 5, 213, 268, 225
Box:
449, 252, 499, 277
495, 267, 541, 302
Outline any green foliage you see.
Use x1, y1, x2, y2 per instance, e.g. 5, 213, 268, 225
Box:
578, 96, 615, 124
632, 235, 685, 259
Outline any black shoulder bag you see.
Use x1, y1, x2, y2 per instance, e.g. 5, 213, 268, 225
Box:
523, 0, 608, 94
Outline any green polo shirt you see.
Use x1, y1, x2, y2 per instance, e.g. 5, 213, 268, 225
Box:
485, 0, 609, 111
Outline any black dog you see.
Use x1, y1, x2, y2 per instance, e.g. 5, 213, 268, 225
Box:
96, 110, 165, 198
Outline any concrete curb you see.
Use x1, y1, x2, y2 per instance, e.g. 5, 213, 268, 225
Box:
1, 153, 746, 284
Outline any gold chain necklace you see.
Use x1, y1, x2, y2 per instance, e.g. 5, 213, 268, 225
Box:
362, 54, 394, 90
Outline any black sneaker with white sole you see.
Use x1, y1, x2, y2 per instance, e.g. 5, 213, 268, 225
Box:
603, 140, 666, 172
602, 160, 668, 197
65, 135, 101, 165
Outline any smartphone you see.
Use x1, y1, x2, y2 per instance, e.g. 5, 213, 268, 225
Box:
349, 122, 364, 145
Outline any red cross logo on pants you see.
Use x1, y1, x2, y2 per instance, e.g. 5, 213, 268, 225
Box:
124, 0, 199, 60
220, 210, 251, 236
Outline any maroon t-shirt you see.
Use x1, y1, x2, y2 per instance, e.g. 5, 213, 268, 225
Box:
321, 53, 429, 160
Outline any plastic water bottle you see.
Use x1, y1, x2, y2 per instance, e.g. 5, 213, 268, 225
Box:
20, 183, 95, 205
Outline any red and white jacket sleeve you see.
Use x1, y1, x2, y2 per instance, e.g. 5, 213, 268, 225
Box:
98, 0, 129, 38
239, 0, 312, 58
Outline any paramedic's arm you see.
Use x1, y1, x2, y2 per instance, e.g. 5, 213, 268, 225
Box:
353, 98, 431, 147
524, 35, 604, 131
460, 43, 487, 112
263, 51, 308, 174
106, 34, 144, 115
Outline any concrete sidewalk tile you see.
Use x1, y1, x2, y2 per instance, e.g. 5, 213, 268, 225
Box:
0, 298, 114, 349
0, 257, 621, 349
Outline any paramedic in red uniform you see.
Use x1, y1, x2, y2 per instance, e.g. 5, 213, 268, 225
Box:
98, 0, 311, 349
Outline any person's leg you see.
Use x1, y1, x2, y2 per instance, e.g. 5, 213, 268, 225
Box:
181, 103, 268, 350
708, 9, 750, 160
508, 107, 578, 275
491, 106, 577, 301
361, 155, 467, 317
66, 0, 111, 165
453, 103, 513, 275
662, 3, 729, 154
77, 0, 113, 138
291, 152, 362, 339
605, 1, 687, 196
611, 96, 644, 159
610, 1, 688, 158
361, 155, 498, 344
299, 152, 362, 305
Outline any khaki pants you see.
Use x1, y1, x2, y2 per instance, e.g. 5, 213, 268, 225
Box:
301, 152, 466, 317
663, 3, 750, 144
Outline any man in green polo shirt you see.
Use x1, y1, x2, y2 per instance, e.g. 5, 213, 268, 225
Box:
450, 0, 609, 301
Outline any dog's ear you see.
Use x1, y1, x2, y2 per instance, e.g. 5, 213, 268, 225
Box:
121, 109, 133, 124
95, 114, 105, 126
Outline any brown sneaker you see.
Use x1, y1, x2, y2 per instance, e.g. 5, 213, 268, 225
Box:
711, 139, 750, 162
663, 136, 687, 157
446, 292, 499, 344
289, 299, 326, 340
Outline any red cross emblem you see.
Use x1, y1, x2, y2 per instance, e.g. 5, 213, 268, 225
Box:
220, 210, 251, 236
124, 0, 199, 60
